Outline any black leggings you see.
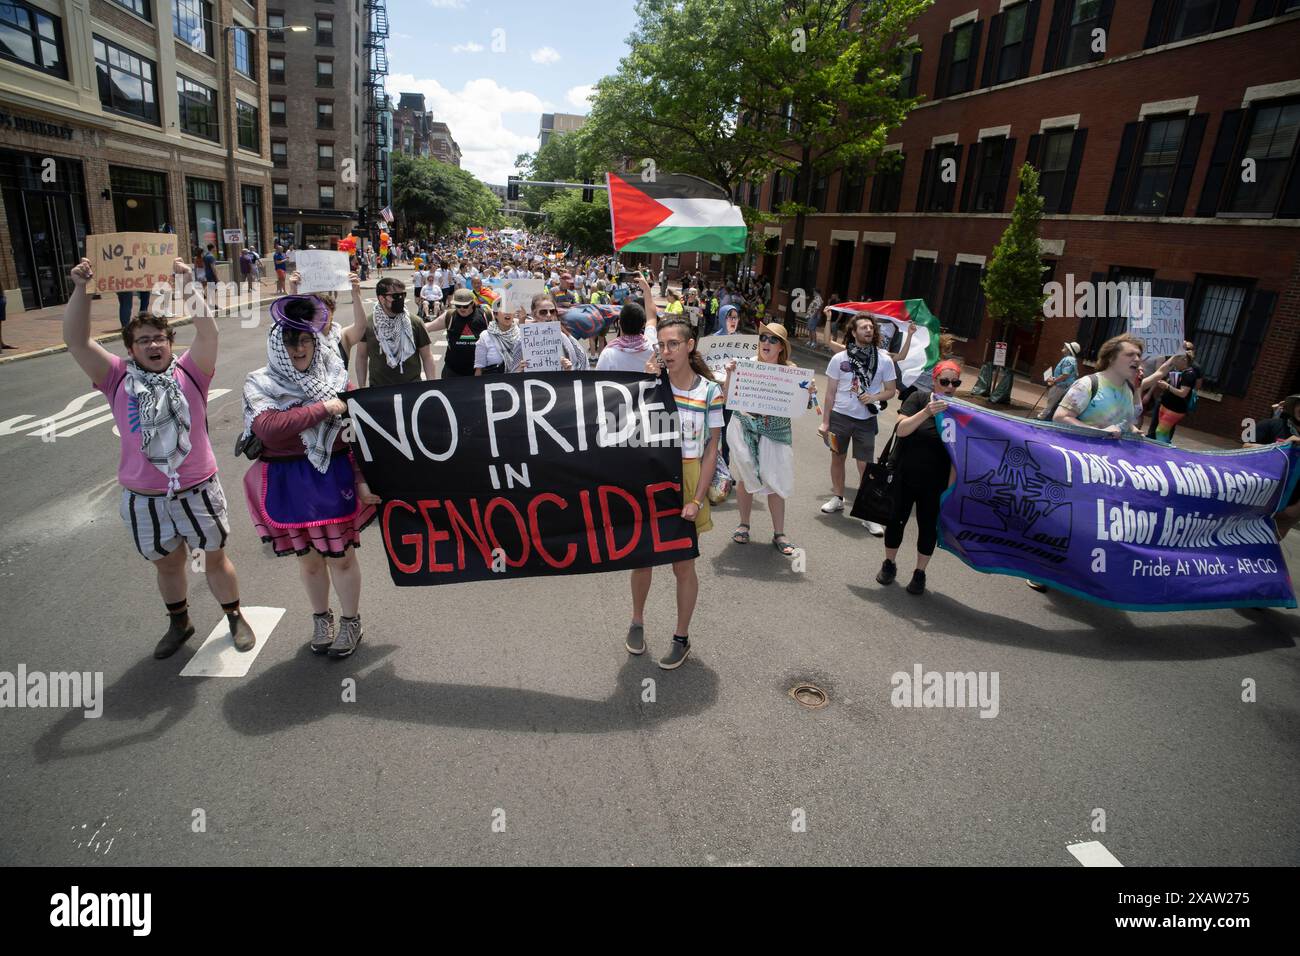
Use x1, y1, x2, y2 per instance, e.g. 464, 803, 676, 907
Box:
884, 473, 946, 556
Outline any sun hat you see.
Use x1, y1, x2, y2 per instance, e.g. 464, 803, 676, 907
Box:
270, 295, 330, 333
451, 288, 476, 306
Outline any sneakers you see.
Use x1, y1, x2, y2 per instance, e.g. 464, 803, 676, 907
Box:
229, 613, 256, 652
1025, 579, 1048, 593
658, 637, 690, 670
328, 615, 363, 658
906, 569, 927, 595
876, 559, 897, 585
154, 619, 195, 659
820, 495, 845, 514
625, 623, 646, 656
861, 520, 885, 537
309, 610, 336, 654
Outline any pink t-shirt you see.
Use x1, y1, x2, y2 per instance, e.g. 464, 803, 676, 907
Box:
97, 350, 218, 493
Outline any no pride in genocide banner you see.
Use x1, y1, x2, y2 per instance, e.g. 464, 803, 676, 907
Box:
938, 402, 1300, 610
347, 372, 698, 585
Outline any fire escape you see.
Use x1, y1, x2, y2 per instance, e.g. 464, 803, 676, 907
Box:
363, 0, 389, 241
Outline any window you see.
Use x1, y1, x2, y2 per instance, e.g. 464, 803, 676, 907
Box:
1128, 116, 1187, 214
317, 143, 334, 170
896, 48, 919, 99
1224, 99, 1300, 215
0, 1, 67, 78
1187, 279, 1246, 385
902, 257, 938, 302
271, 140, 287, 168
1146, 0, 1235, 46
270, 96, 286, 126
173, 0, 213, 57
232, 27, 253, 78
1035, 128, 1081, 213
838, 165, 867, 213
769, 171, 788, 211
316, 14, 332, 46
971, 137, 1008, 212
938, 21, 980, 97
919, 143, 962, 212
868, 153, 904, 212
186, 177, 224, 250
809, 172, 828, 212
943, 262, 987, 338
779, 242, 795, 290
1185, 277, 1275, 394
109, 0, 151, 21
317, 100, 333, 129
318, 184, 334, 208
1081, 267, 1155, 358
1060, 0, 1101, 69
316, 58, 332, 86
267, 10, 284, 42
272, 181, 289, 205
268, 54, 284, 83
237, 101, 258, 152
110, 166, 168, 232
241, 185, 262, 252
993, 2, 1032, 84
94, 36, 159, 124
176, 75, 218, 140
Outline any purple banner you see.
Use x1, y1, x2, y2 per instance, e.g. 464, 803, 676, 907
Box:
937, 401, 1300, 610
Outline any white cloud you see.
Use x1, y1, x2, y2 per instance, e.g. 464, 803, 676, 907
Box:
428, 0, 466, 8
530, 47, 561, 65
565, 84, 595, 111
452, 42, 484, 53
386, 74, 552, 185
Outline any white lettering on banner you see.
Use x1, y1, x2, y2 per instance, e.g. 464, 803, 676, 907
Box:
725, 362, 813, 418
697, 334, 760, 375
292, 250, 351, 294
520, 322, 567, 373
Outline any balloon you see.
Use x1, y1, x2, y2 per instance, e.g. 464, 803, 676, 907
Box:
560, 303, 620, 340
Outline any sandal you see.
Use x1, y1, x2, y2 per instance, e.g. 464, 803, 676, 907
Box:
773, 534, 796, 556
732, 524, 751, 544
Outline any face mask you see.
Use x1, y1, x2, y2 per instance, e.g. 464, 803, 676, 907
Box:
388, 294, 406, 311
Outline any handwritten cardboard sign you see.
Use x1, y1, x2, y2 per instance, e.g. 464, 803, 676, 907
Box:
86, 232, 179, 295
521, 321, 567, 372
725, 360, 813, 418
499, 278, 546, 316
293, 250, 351, 294
698, 334, 760, 376
1128, 296, 1185, 359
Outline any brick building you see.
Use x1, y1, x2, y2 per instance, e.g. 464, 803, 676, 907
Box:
392, 92, 460, 166
0, 0, 274, 311
267, 0, 367, 249
645, 0, 1300, 440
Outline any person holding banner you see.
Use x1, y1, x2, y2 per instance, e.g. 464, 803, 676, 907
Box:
1051, 334, 1145, 436
357, 278, 437, 387
627, 317, 723, 670
473, 303, 523, 375
62, 257, 256, 659
723, 323, 800, 556
875, 361, 961, 595
241, 296, 381, 658
520, 292, 588, 371
426, 288, 490, 378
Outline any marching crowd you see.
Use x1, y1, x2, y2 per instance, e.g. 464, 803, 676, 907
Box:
59, 229, 1300, 672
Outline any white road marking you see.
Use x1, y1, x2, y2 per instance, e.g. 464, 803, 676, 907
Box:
0, 391, 103, 436
179, 606, 284, 678
1068, 841, 1123, 866
57, 412, 118, 438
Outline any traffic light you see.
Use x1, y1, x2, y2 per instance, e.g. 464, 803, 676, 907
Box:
356, 206, 369, 233
507, 176, 520, 202
582, 179, 594, 203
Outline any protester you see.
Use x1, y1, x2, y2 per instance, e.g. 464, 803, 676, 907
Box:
1246, 394, 1300, 538
355, 277, 437, 386
411, 263, 428, 318
723, 323, 801, 556
202, 244, 218, 290
273, 246, 288, 293
818, 314, 897, 536
1039, 341, 1081, 420
238, 247, 256, 294
627, 316, 722, 669
520, 292, 588, 371
802, 288, 824, 346
1147, 349, 1200, 444
596, 301, 654, 372
474, 302, 523, 375
241, 296, 380, 658
876, 361, 961, 595
715, 303, 740, 335
286, 269, 366, 370
426, 288, 491, 378
62, 257, 254, 658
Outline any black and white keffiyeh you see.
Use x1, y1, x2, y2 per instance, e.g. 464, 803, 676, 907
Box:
845, 341, 880, 396
486, 316, 522, 372
242, 324, 348, 473
372, 301, 415, 369
124, 358, 192, 496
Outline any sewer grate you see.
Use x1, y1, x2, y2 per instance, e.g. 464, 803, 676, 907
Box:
789, 683, 829, 709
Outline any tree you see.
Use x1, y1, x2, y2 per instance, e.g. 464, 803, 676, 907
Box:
391, 153, 503, 240
981, 163, 1048, 390
541, 189, 613, 254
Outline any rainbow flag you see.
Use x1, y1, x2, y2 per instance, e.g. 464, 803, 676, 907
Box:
466, 227, 487, 246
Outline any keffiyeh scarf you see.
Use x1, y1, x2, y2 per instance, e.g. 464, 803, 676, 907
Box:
124, 358, 192, 496
371, 302, 415, 370
486, 318, 522, 372
242, 324, 349, 473
845, 341, 880, 397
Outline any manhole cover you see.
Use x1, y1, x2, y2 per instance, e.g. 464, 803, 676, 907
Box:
789, 683, 828, 709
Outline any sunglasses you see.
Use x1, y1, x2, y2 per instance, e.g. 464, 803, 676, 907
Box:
455, 303, 474, 309
758, 334, 782, 344
937, 378, 961, 388
535, 307, 557, 315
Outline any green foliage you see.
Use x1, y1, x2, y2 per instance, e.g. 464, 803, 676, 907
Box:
390, 152, 503, 240
541, 189, 612, 254
982, 163, 1048, 332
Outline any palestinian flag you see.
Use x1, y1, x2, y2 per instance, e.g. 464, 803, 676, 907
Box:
827, 299, 942, 388
607, 172, 746, 254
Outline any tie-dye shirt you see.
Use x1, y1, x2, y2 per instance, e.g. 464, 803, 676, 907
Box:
1059, 374, 1141, 430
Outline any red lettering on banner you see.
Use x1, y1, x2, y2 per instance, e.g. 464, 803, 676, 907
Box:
578, 489, 602, 564
484, 496, 530, 567
527, 493, 577, 569
445, 498, 493, 570
416, 499, 454, 573
382, 500, 422, 574
645, 480, 693, 551
598, 485, 643, 560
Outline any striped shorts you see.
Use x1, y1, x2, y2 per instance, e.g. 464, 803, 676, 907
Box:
119, 475, 231, 561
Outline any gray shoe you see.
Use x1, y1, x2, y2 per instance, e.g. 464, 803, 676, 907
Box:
625, 623, 646, 655
328, 615, 363, 658
658, 637, 690, 670
309, 610, 335, 654
229, 614, 256, 652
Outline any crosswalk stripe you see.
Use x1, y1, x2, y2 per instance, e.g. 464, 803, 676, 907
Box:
179, 606, 285, 678
1067, 841, 1123, 866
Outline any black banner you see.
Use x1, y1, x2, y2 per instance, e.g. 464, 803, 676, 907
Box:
347, 372, 698, 585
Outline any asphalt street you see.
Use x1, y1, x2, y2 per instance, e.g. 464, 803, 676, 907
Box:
1, 292, 1298, 866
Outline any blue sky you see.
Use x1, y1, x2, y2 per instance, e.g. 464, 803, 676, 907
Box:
384, 0, 639, 185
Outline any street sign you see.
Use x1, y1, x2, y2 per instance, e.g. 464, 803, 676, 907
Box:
993, 341, 1008, 367
222, 229, 244, 244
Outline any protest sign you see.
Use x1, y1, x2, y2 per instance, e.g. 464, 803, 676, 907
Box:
347, 372, 697, 585
292, 250, 351, 294
498, 278, 546, 315
937, 400, 1300, 610
86, 232, 179, 295
697, 334, 759, 376
1128, 296, 1185, 358
725, 361, 814, 418
521, 322, 567, 372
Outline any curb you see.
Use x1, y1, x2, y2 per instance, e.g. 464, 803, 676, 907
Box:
0, 315, 202, 367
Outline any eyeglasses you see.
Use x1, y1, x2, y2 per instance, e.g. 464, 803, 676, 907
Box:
758, 334, 782, 344
133, 335, 169, 347
659, 339, 686, 352
535, 307, 557, 315
937, 378, 961, 388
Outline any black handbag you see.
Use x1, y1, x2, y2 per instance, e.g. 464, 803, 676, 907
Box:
850, 423, 900, 526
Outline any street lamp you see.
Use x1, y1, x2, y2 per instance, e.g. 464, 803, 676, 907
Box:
220, 22, 309, 280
